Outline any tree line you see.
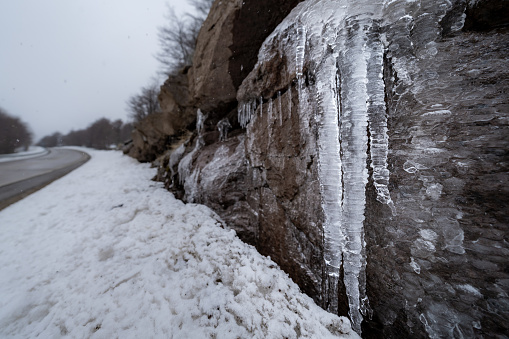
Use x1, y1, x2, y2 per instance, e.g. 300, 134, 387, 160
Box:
0, 107, 32, 154
37, 118, 133, 150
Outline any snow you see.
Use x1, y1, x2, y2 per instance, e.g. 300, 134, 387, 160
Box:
0, 149, 359, 339
0, 146, 48, 163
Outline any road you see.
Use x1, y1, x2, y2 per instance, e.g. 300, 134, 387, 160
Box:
0, 148, 90, 210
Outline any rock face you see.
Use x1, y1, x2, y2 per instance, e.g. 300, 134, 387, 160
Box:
146, 0, 509, 337
189, 0, 303, 116
127, 69, 194, 162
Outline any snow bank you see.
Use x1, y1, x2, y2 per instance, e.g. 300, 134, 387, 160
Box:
0, 146, 48, 163
0, 149, 358, 338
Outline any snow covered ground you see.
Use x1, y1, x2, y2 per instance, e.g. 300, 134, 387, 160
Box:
0, 149, 359, 338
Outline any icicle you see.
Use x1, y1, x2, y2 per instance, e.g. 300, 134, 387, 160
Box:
316, 54, 343, 282
295, 24, 306, 77
238, 103, 245, 128
238, 2, 397, 334
179, 109, 207, 186
237, 99, 261, 128
288, 84, 292, 121
238, 101, 251, 128
338, 17, 373, 334
217, 118, 232, 141
296, 24, 306, 104
365, 31, 397, 216
277, 91, 283, 126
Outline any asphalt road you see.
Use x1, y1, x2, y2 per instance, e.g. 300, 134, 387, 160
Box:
0, 148, 90, 210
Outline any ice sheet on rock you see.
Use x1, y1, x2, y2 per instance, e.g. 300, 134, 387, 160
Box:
238, 99, 257, 128
169, 143, 186, 187
178, 109, 207, 192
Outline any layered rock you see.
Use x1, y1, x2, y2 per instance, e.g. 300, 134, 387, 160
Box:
234, 0, 509, 337
143, 0, 509, 337
127, 69, 194, 162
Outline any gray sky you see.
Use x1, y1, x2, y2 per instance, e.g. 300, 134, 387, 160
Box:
0, 0, 193, 142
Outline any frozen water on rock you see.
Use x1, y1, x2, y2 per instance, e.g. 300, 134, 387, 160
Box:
196, 109, 207, 135
169, 143, 186, 187
217, 118, 232, 142
240, 0, 402, 334
178, 145, 198, 187
178, 110, 207, 189
238, 99, 257, 128
410, 257, 421, 274
278, 91, 283, 126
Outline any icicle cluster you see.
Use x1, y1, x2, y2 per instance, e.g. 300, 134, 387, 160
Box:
238, 0, 398, 335
238, 100, 257, 128
178, 109, 207, 187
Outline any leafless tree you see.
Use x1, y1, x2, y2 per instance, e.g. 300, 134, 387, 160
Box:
156, 0, 215, 75
126, 82, 161, 123
0, 107, 32, 154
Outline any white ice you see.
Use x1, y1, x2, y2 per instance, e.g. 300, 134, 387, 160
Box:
0, 148, 359, 339
246, 0, 395, 333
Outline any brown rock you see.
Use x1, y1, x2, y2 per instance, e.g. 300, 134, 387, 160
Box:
188, 0, 240, 114
128, 113, 171, 162
188, 0, 302, 117
158, 68, 195, 133
151, 0, 509, 337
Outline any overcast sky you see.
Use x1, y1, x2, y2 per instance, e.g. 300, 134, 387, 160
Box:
0, 0, 193, 142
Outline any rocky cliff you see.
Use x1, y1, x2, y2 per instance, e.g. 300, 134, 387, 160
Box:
132, 0, 509, 337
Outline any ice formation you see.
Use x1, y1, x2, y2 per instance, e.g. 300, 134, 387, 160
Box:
217, 117, 232, 141
169, 143, 186, 187
178, 110, 207, 189
237, 0, 398, 334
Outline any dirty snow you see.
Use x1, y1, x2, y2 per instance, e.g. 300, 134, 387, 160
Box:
0, 149, 358, 339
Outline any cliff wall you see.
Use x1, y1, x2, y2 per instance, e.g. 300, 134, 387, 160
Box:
133, 0, 509, 337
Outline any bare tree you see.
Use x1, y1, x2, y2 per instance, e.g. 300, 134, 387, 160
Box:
126, 82, 161, 123
189, 0, 215, 17
156, 0, 215, 75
